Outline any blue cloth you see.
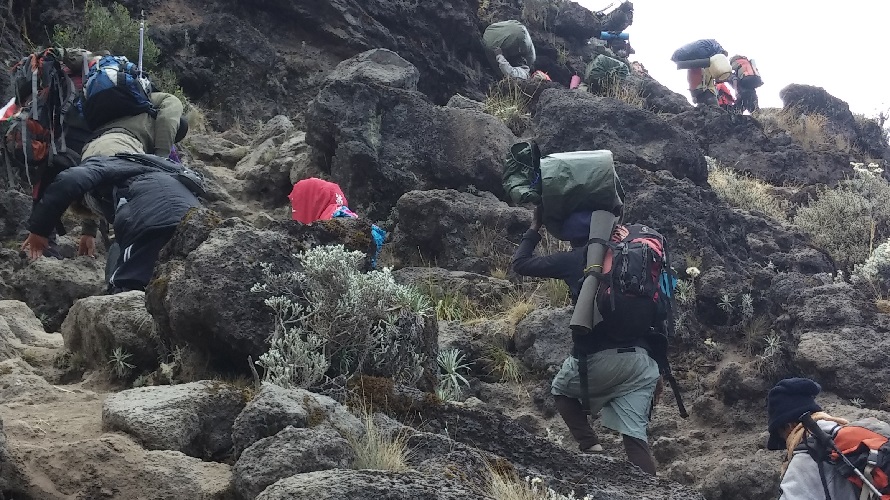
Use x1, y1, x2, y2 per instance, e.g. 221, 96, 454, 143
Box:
331, 206, 387, 268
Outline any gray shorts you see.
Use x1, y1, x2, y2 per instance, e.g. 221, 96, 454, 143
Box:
551, 348, 659, 441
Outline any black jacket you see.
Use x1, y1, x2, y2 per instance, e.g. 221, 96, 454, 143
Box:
511, 227, 653, 357
512, 229, 586, 301
28, 155, 200, 245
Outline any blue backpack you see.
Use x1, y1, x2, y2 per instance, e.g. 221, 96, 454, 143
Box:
82, 55, 156, 130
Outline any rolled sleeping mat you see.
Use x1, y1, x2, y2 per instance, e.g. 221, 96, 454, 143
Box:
570, 210, 619, 332
676, 58, 711, 70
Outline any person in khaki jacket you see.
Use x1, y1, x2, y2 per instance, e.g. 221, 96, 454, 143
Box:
76, 91, 185, 257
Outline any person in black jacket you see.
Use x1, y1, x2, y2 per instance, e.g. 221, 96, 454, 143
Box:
20, 154, 200, 293
512, 207, 662, 475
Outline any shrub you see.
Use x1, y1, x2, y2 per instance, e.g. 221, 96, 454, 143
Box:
853, 238, 890, 298
707, 159, 789, 222
436, 348, 471, 401
53, 1, 184, 96
794, 170, 890, 270
252, 245, 433, 389
488, 471, 590, 500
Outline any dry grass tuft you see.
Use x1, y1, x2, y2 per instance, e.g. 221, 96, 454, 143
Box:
756, 107, 851, 152
707, 160, 790, 222
348, 405, 410, 472
485, 79, 534, 135
599, 79, 646, 109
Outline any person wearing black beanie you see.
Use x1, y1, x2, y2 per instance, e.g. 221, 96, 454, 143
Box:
766, 377, 859, 500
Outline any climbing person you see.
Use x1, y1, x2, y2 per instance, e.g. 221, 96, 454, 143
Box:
2, 47, 96, 258
767, 377, 890, 499
493, 47, 530, 80
483, 20, 536, 80
511, 206, 665, 476
729, 55, 762, 114
288, 177, 386, 268
672, 39, 730, 106
716, 82, 736, 111
21, 153, 204, 293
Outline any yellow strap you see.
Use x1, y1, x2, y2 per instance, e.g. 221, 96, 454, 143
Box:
584, 264, 603, 273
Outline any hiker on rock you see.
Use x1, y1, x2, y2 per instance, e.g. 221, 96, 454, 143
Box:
76, 52, 188, 258
671, 39, 730, 106
21, 154, 203, 293
767, 377, 890, 499
729, 55, 762, 114
483, 20, 536, 80
493, 47, 531, 80
511, 206, 663, 475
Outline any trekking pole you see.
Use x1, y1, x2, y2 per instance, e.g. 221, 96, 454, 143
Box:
799, 412, 883, 498
137, 10, 146, 78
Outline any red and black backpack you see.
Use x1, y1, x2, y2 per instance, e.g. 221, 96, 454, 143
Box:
592, 223, 672, 341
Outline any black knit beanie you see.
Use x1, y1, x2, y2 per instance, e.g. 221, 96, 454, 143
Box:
766, 377, 823, 450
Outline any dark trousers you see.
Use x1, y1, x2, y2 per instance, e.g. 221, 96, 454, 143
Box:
107, 227, 175, 293
554, 394, 657, 475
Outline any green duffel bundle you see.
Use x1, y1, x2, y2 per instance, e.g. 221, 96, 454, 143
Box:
584, 54, 630, 86
502, 141, 624, 240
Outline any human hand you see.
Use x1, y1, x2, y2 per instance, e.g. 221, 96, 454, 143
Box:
21, 233, 49, 261
653, 376, 665, 405
78, 235, 96, 257
494, 47, 503, 56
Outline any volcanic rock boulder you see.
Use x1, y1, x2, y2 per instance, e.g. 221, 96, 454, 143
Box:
0, 300, 63, 365
306, 79, 515, 220
669, 105, 851, 186
147, 0, 491, 126
61, 291, 159, 371
102, 381, 247, 460
514, 307, 574, 372
231, 383, 364, 458
9, 256, 106, 331
533, 89, 708, 184
326, 49, 420, 90
387, 190, 531, 274
786, 282, 890, 403
256, 469, 490, 500
234, 426, 354, 500
392, 267, 513, 309
0, 189, 30, 241
780, 84, 859, 147
233, 116, 305, 207
4, 433, 234, 500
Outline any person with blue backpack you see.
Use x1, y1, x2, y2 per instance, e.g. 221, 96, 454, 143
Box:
80, 54, 184, 160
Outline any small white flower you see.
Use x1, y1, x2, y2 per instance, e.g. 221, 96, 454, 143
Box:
686, 266, 701, 278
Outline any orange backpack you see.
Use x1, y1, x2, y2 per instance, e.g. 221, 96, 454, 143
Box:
805, 420, 890, 499
730, 55, 763, 90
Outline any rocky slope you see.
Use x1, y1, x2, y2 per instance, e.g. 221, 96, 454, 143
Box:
1, 0, 890, 499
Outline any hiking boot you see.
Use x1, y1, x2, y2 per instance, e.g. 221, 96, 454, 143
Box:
581, 444, 604, 453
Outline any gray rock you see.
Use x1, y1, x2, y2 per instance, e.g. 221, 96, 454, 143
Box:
184, 135, 250, 167
533, 88, 708, 185
232, 383, 363, 458
254, 115, 295, 146
700, 452, 780, 500
60, 291, 159, 370
102, 380, 247, 460
306, 81, 515, 220
4, 433, 233, 499
237, 131, 314, 206
445, 94, 485, 112
0, 358, 59, 404
393, 267, 513, 308
326, 48, 420, 91
9, 256, 106, 331
514, 307, 573, 372
234, 426, 354, 499
0, 300, 63, 362
256, 469, 490, 500
0, 188, 31, 240
388, 190, 531, 274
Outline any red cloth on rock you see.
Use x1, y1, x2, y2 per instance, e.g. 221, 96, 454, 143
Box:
288, 178, 348, 224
